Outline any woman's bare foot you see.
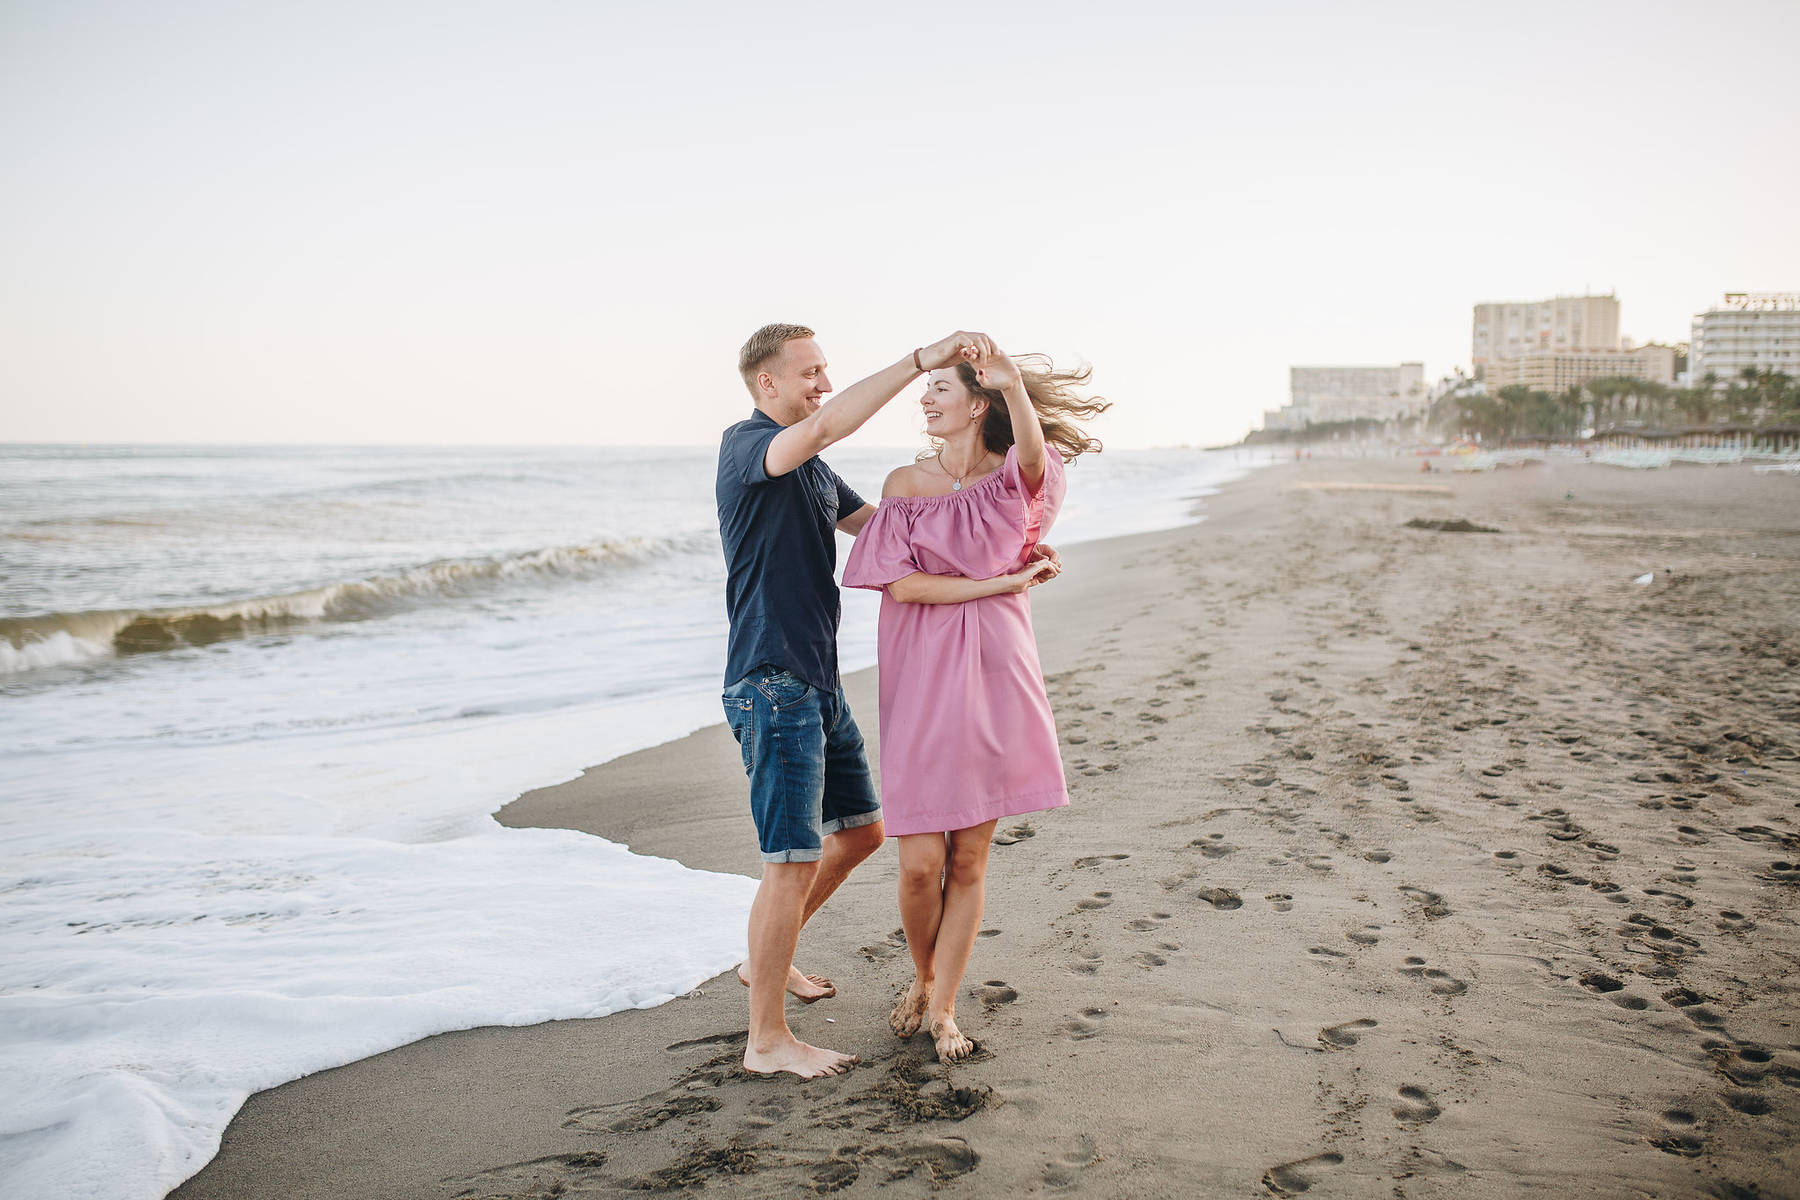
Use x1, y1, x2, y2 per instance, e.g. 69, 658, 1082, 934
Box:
737, 963, 837, 1003
744, 1033, 858, 1079
929, 1014, 975, 1062
889, 977, 932, 1037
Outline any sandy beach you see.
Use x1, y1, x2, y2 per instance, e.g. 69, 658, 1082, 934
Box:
174, 456, 1800, 1200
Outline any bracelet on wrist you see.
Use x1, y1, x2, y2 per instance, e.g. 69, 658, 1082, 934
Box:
912, 347, 925, 373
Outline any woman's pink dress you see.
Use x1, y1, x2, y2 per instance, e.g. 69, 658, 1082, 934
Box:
841, 446, 1069, 835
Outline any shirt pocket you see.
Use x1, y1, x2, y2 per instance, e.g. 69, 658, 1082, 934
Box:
806, 467, 840, 525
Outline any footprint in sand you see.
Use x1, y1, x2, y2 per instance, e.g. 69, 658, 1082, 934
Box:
1400, 957, 1469, 996
1062, 1007, 1109, 1041
1075, 892, 1114, 911
1398, 885, 1451, 919
860, 927, 908, 962
1131, 951, 1168, 969
1716, 910, 1757, 933
663, 1030, 747, 1053
1265, 893, 1295, 912
1317, 1018, 1377, 1050
1262, 1151, 1344, 1195
1075, 853, 1130, 868
1392, 1085, 1442, 1127
993, 822, 1036, 846
564, 1073, 725, 1133
1070, 948, 1103, 975
1307, 946, 1349, 965
1362, 848, 1393, 863
1125, 912, 1172, 931
1346, 925, 1381, 947
1190, 834, 1237, 859
1538, 863, 1590, 886
1041, 1133, 1102, 1190
744, 1092, 798, 1129
1197, 887, 1243, 911
1724, 1090, 1772, 1116
975, 981, 1018, 1008
1647, 1108, 1705, 1157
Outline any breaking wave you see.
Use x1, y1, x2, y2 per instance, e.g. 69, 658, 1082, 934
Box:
0, 530, 717, 675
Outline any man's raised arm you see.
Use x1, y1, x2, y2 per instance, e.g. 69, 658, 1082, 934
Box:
763, 332, 982, 478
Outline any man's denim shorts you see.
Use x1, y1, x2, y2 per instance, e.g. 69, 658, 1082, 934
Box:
723, 665, 882, 863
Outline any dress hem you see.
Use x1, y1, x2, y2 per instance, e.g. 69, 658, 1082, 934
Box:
881, 788, 1069, 837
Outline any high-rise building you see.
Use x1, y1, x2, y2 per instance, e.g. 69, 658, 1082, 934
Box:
1285, 363, 1426, 425
1690, 293, 1800, 388
1472, 294, 1620, 374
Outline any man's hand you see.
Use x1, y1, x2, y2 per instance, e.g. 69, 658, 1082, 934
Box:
918, 331, 985, 372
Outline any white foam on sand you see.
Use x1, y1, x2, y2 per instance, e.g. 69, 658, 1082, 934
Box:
0, 691, 758, 1200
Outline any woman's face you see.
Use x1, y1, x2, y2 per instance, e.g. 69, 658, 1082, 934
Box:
921, 370, 984, 437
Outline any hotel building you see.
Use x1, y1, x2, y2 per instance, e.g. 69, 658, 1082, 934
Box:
1482, 344, 1677, 392
1472, 294, 1620, 374
1690, 293, 1800, 386
1283, 363, 1427, 426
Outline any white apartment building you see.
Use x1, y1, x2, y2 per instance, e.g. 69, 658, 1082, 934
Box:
1285, 363, 1426, 425
1472, 294, 1620, 373
1483, 344, 1677, 392
1691, 293, 1800, 387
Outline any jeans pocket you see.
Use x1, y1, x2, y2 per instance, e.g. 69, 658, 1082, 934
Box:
751, 668, 811, 710
722, 694, 756, 771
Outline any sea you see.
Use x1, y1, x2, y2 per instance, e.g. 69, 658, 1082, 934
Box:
0, 441, 1262, 1198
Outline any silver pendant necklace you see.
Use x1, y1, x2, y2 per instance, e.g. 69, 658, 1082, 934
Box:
936, 447, 980, 491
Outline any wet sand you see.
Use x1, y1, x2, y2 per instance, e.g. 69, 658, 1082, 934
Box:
175, 456, 1800, 1199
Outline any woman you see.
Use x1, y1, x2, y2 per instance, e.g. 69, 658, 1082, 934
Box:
842, 341, 1108, 1061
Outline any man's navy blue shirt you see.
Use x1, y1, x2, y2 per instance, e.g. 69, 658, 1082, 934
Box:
717, 410, 868, 693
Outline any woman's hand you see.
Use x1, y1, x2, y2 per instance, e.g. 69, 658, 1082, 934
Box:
972, 341, 1023, 394
997, 557, 1057, 594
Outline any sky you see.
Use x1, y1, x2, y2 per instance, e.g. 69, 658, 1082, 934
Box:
3, 0, 1797, 449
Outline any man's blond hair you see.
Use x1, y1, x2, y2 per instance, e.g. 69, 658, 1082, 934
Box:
738, 323, 815, 396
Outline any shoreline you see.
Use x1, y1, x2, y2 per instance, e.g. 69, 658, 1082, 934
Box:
175, 458, 1799, 1199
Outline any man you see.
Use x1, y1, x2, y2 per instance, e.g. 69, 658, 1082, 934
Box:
716, 323, 985, 1078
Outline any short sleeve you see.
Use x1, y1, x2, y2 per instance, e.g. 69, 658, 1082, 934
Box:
841, 503, 920, 590
829, 466, 867, 516
721, 422, 781, 487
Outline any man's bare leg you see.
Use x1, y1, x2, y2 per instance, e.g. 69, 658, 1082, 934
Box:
736, 820, 884, 1001
892, 832, 949, 1037
925, 821, 997, 1062
744, 861, 857, 1078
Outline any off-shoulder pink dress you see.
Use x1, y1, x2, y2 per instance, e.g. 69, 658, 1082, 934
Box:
841, 446, 1069, 835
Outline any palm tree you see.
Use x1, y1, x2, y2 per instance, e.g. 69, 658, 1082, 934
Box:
1674, 386, 1714, 427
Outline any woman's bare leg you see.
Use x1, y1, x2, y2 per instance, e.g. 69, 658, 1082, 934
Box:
926, 819, 998, 1061
892, 833, 949, 1036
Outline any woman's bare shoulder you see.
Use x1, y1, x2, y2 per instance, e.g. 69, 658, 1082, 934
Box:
881, 461, 936, 499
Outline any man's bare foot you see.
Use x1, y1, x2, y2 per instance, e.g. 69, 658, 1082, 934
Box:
929, 1014, 975, 1062
737, 963, 837, 1003
744, 1034, 858, 1079
889, 977, 932, 1038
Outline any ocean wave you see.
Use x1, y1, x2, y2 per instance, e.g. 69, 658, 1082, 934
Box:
0, 531, 718, 675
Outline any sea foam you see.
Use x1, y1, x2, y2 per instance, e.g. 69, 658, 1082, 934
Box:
0, 687, 754, 1200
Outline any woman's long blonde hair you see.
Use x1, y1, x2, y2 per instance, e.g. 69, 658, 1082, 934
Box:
951, 355, 1110, 463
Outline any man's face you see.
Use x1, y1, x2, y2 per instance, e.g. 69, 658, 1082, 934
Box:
760, 338, 833, 426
